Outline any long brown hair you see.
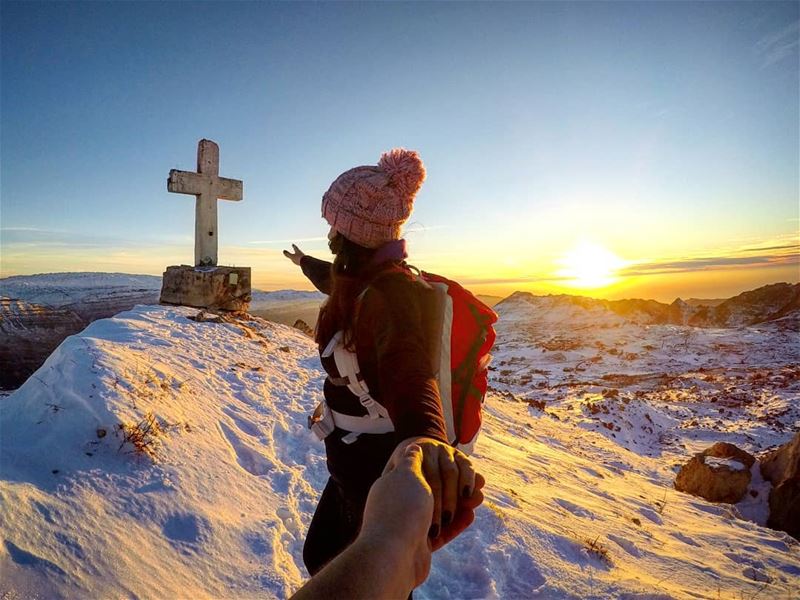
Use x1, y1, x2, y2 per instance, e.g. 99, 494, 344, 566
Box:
315, 233, 380, 350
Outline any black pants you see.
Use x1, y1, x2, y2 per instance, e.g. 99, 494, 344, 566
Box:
303, 477, 368, 576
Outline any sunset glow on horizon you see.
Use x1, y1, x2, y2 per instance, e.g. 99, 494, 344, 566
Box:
1, 2, 797, 303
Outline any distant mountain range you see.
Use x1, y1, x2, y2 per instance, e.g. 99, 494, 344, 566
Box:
1, 273, 798, 390
497, 282, 800, 328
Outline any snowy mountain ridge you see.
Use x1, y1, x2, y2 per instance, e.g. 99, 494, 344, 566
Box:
500, 282, 800, 328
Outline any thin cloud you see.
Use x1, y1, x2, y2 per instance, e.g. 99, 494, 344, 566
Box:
740, 243, 799, 253
623, 250, 798, 277
755, 19, 800, 68
247, 236, 328, 245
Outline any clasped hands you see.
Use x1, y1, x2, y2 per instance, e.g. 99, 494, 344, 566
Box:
361, 437, 485, 587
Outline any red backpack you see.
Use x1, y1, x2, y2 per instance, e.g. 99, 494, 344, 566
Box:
417, 271, 497, 452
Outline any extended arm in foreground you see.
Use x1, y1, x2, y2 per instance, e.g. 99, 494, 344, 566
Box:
291, 444, 484, 599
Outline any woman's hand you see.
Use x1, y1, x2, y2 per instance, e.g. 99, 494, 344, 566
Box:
283, 244, 305, 266
387, 436, 485, 548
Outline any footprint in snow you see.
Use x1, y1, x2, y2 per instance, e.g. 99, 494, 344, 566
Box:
162, 513, 207, 546
276, 506, 300, 536
669, 531, 700, 547
606, 533, 640, 557
218, 421, 274, 477
580, 466, 606, 479
742, 566, 771, 583
222, 406, 262, 437
4, 540, 67, 576
553, 498, 596, 519
637, 506, 663, 525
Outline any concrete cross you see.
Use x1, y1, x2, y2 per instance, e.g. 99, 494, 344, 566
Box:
168, 139, 243, 267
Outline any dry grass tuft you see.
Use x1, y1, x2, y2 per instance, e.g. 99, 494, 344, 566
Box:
117, 412, 165, 460
584, 536, 613, 565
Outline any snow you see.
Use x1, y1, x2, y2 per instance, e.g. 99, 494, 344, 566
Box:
0, 273, 162, 307
1, 299, 799, 599
704, 457, 747, 471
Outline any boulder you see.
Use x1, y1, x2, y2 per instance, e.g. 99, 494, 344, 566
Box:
760, 433, 800, 486
674, 442, 755, 504
292, 319, 314, 337
759, 433, 800, 540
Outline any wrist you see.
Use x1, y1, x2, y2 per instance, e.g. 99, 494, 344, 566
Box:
352, 532, 417, 595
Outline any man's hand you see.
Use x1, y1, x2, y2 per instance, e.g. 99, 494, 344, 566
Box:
361, 444, 434, 588
292, 443, 485, 600
388, 437, 485, 549
283, 244, 305, 266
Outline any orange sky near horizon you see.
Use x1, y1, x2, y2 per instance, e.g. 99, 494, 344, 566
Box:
2, 232, 797, 303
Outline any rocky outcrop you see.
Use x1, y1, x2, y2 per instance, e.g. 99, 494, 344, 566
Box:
674, 443, 755, 503
760, 433, 800, 540
292, 319, 314, 337
0, 274, 162, 390
61, 289, 159, 322
0, 298, 85, 389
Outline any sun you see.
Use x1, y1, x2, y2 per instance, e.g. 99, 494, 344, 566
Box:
556, 241, 627, 289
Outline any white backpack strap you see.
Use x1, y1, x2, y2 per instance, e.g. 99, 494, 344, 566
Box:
426, 280, 456, 445
332, 338, 390, 421
331, 409, 394, 435
321, 331, 342, 358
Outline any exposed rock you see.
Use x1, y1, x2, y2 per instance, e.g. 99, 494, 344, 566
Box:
292, 319, 314, 337
760, 433, 800, 486
674, 442, 755, 503
0, 276, 161, 389
767, 478, 800, 540
760, 433, 800, 540
0, 298, 85, 390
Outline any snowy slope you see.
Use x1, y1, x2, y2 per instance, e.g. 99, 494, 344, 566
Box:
1, 305, 799, 599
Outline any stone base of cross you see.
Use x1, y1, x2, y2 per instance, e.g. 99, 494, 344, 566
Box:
160, 264, 251, 312
159, 139, 251, 312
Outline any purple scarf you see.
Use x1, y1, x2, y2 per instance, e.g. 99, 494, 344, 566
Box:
370, 239, 408, 266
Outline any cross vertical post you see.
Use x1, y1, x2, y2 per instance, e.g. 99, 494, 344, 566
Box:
167, 139, 243, 266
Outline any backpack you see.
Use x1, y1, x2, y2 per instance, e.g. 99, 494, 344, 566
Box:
310, 268, 497, 454
417, 271, 497, 453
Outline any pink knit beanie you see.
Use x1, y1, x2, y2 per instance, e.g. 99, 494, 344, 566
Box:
321, 148, 426, 249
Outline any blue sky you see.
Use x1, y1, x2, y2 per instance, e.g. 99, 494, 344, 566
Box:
2, 1, 798, 299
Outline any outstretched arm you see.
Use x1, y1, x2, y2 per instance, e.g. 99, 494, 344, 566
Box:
283, 244, 333, 295
290, 444, 429, 600
290, 444, 484, 600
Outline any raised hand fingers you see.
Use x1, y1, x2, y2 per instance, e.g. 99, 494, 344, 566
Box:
438, 449, 460, 528
282, 245, 305, 265
455, 451, 476, 501
432, 507, 476, 552
421, 447, 442, 539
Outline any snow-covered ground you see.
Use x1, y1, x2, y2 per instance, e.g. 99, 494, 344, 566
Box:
1, 301, 798, 599
0, 273, 163, 308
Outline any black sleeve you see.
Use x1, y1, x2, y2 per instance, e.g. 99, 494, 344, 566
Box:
300, 256, 333, 295
367, 276, 449, 444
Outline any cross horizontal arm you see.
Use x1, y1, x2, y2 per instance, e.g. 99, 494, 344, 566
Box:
168, 170, 243, 201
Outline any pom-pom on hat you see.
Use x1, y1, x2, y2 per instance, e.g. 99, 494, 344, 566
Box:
321, 148, 426, 249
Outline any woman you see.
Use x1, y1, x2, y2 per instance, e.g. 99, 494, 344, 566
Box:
284, 148, 477, 577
